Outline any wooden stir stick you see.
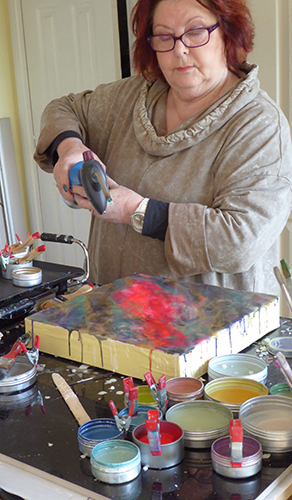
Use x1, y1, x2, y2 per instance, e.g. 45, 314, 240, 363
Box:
52, 373, 91, 426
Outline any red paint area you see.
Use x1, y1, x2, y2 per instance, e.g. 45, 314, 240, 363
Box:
112, 280, 188, 348
138, 432, 175, 445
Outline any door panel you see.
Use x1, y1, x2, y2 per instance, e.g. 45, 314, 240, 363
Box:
20, 0, 121, 267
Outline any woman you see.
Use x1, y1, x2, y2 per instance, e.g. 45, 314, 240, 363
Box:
34, 0, 292, 294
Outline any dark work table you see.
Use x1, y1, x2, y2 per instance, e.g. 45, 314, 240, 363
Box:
0, 318, 292, 500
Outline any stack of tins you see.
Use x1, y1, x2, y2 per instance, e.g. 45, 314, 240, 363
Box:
90, 353, 276, 482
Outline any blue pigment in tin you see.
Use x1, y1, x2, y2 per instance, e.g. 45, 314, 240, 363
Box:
78, 418, 124, 456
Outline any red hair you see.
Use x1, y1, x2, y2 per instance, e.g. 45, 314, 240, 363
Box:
131, 0, 254, 81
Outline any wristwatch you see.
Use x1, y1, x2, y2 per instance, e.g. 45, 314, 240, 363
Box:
130, 198, 149, 233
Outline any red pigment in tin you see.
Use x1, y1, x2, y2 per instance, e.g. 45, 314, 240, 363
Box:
139, 433, 175, 445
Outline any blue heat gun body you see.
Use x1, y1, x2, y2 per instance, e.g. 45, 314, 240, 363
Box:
68, 151, 110, 215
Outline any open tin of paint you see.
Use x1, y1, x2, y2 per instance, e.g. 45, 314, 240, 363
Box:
0, 357, 37, 393
204, 377, 268, 414
270, 382, 292, 398
208, 353, 268, 385
166, 377, 204, 406
165, 400, 232, 448
211, 435, 262, 479
124, 386, 157, 407
90, 440, 141, 484
132, 421, 184, 469
78, 418, 124, 457
118, 405, 162, 434
239, 395, 292, 452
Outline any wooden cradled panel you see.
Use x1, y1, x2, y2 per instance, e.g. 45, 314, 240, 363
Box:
25, 274, 279, 380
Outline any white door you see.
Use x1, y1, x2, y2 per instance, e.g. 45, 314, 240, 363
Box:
9, 0, 121, 268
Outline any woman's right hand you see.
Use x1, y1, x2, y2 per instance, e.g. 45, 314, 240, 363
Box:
53, 137, 105, 205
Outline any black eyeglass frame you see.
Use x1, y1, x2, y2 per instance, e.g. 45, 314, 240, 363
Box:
147, 23, 220, 52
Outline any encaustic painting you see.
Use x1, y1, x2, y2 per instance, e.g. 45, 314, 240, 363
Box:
31, 274, 276, 355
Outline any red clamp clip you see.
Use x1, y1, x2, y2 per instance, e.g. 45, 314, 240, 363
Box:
229, 419, 243, 468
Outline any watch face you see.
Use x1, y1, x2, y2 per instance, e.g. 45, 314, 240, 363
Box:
132, 213, 144, 231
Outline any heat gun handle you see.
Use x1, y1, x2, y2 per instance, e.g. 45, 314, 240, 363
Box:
68, 161, 83, 187
40, 233, 74, 244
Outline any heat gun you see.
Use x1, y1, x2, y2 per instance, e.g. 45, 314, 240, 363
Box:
66, 150, 110, 215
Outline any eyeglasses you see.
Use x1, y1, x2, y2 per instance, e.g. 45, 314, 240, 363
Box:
147, 23, 219, 52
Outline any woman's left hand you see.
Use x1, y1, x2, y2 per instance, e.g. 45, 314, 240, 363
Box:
71, 175, 144, 224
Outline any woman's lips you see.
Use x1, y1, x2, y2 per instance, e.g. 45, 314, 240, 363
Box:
176, 66, 193, 72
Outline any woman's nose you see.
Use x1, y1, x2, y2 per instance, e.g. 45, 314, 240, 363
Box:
173, 39, 189, 56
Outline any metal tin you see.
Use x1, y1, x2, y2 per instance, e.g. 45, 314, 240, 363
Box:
267, 336, 292, 357
208, 353, 268, 385
204, 377, 268, 413
118, 405, 162, 433
12, 266, 42, 287
211, 436, 262, 479
165, 400, 232, 448
0, 357, 37, 393
166, 377, 204, 405
2, 260, 32, 280
239, 395, 292, 452
0, 384, 39, 410
132, 421, 184, 469
270, 382, 292, 398
90, 440, 141, 484
137, 386, 157, 407
124, 386, 157, 407
78, 418, 124, 457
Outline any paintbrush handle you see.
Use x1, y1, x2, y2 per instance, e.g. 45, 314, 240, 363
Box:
52, 373, 91, 426
12, 232, 40, 253
273, 266, 292, 312
17, 245, 46, 264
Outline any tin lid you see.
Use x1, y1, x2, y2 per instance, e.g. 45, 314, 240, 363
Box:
267, 336, 292, 356
208, 354, 267, 383
12, 267, 42, 281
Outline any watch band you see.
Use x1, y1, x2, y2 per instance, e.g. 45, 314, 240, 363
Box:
130, 198, 150, 233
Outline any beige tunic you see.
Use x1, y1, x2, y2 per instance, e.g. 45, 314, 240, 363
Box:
34, 63, 292, 294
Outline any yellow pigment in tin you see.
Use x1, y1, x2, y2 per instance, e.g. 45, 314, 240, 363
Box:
210, 388, 261, 404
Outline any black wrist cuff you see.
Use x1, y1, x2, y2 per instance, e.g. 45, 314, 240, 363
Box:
142, 199, 169, 241
45, 131, 82, 166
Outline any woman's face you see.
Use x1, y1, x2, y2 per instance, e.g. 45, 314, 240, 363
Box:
152, 0, 228, 99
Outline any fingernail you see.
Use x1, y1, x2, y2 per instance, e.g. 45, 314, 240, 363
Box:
63, 184, 68, 193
